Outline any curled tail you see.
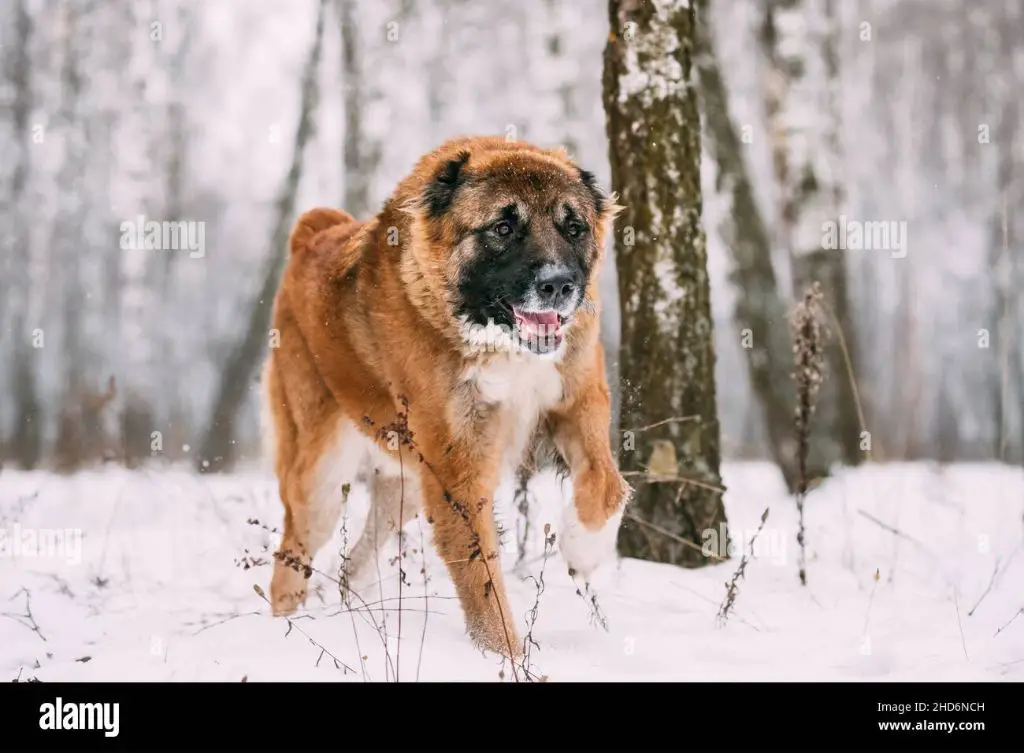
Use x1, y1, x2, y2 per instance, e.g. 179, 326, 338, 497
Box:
288, 207, 356, 255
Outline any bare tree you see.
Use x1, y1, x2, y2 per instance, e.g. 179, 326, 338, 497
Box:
694, 0, 801, 491
759, 0, 862, 474
52, 0, 106, 472
1, 0, 41, 469
989, 3, 1022, 463
338, 0, 379, 219
604, 0, 728, 566
196, 0, 329, 472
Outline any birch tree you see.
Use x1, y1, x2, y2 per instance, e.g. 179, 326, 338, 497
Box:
197, 0, 328, 472
1, 0, 41, 468
604, 0, 728, 566
338, 0, 378, 218
694, 0, 801, 491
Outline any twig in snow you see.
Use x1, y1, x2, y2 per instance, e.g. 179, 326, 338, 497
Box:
191, 610, 262, 636
248, 508, 394, 680
994, 607, 1023, 638
621, 469, 726, 494
337, 504, 369, 682
2, 588, 46, 642
968, 557, 1001, 617
517, 524, 556, 682
568, 570, 609, 632
856, 509, 935, 559
253, 584, 355, 674
415, 512, 430, 683
716, 507, 770, 626
671, 581, 763, 632
626, 415, 702, 434
624, 510, 726, 561
953, 588, 969, 661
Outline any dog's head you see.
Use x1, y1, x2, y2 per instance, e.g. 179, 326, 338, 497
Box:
398, 137, 619, 357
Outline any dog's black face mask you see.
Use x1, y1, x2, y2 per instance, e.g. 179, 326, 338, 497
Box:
428, 156, 605, 357
457, 201, 591, 355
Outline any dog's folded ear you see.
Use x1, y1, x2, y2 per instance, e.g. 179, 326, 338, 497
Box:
577, 167, 624, 222
422, 150, 471, 219
288, 207, 355, 255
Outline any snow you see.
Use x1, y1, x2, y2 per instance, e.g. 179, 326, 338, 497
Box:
1, 462, 1022, 682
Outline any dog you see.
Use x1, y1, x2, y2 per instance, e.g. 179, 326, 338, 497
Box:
260, 136, 631, 658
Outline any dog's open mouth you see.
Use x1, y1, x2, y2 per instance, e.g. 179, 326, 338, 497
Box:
512, 307, 566, 351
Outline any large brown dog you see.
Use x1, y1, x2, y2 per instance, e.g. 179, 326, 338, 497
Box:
260, 136, 630, 658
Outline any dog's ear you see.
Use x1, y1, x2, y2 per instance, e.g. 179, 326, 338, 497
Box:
423, 150, 471, 219
578, 167, 608, 216
577, 167, 624, 223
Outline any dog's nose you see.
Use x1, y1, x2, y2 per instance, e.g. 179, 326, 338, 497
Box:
534, 267, 577, 309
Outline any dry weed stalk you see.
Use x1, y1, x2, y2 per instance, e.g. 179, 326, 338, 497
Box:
716, 507, 769, 626
791, 282, 830, 586
516, 523, 556, 682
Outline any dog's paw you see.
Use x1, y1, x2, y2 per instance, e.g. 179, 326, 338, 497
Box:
270, 562, 309, 616
468, 618, 523, 661
558, 501, 625, 581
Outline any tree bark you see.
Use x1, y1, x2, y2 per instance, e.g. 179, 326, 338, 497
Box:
693, 0, 800, 492
604, 0, 728, 566
196, 0, 328, 472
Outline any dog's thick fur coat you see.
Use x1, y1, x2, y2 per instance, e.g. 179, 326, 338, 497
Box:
262, 136, 630, 657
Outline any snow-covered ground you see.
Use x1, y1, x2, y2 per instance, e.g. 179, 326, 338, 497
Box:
1, 461, 1022, 682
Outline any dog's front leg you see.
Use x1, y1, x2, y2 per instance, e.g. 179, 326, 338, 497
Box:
549, 359, 632, 580
409, 418, 521, 658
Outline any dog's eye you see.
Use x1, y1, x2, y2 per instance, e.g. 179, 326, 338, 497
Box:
493, 221, 513, 237
566, 221, 585, 238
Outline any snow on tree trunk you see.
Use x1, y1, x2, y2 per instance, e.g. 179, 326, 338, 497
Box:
694, 0, 801, 492
604, 0, 728, 566
760, 0, 862, 476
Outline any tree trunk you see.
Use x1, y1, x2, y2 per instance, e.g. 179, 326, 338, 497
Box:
1, 0, 42, 469
338, 0, 377, 219
196, 0, 328, 472
759, 0, 862, 475
991, 9, 1021, 464
693, 0, 800, 492
604, 0, 727, 566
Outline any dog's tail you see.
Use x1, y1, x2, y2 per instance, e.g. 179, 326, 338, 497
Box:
288, 207, 356, 256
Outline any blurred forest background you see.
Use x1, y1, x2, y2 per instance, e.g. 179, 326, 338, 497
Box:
1, 0, 1022, 478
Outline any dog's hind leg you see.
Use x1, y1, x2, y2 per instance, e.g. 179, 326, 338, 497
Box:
271, 416, 366, 615
342, 463, 422, 602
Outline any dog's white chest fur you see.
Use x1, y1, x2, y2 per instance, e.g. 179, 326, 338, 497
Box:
462, 354, 563, 470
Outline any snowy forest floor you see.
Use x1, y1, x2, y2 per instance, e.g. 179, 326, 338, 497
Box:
1, 461, 1022, 682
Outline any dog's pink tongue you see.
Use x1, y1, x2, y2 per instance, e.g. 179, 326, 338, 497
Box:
519, 311, 559, 327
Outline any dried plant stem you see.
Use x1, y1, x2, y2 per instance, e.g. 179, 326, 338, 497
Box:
253, 585, 356, 674
791, 283, 829, 586
518, 524, 556, 682
716, 507, 770, 626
